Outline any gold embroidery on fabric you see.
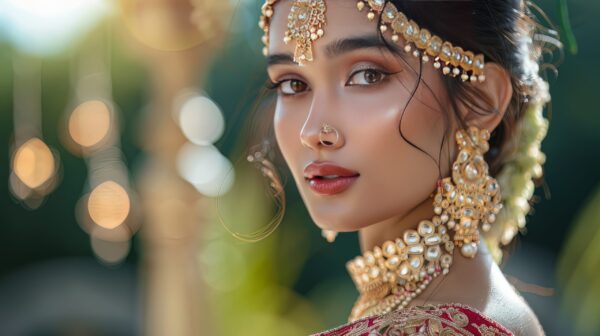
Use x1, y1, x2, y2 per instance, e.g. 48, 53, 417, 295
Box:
311, 304, 512, 336
428, 319, 443, 333
475, 323, 505, 336
450, 312, 470, 328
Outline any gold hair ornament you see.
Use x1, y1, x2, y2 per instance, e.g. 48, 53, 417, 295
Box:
259, 0, 326, 65
259, 0, 486, 81
359, 0, 486, 82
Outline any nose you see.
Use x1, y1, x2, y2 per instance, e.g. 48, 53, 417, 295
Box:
299, 95, 345, 151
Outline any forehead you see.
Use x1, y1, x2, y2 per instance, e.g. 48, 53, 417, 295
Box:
268, 0, 378, 57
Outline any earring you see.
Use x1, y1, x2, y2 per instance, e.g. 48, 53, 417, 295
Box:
322, 229, 337, 243
433, 126, 502, 258
217, 140, 286, 242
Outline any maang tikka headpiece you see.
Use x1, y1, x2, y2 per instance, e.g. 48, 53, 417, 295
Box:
259, 0, 486, 82
260, 0, 326, 65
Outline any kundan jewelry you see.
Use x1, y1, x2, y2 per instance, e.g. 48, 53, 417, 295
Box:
260, 0, 326, 65
259, 0, 486, 81
257, 0, 500, 323
346, 126, 501, 322
440, 127, 502, 258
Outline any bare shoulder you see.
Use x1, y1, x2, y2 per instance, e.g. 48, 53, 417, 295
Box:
412, 249, 545, 335
484, 262, 545, 336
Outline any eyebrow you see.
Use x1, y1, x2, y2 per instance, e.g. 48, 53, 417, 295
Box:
266, 34, 389, 66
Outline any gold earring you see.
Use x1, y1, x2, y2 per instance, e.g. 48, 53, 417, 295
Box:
217, 141, 286, 242
322, 229, 337, 243
433, 126, 502, 258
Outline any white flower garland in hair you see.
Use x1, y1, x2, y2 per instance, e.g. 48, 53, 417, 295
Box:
484, 76, 551, 262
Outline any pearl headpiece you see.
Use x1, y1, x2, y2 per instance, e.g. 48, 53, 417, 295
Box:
258, 0, 486, 81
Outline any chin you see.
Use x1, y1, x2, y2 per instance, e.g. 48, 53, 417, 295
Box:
307, 205, 371, 233
297, 178, 382, 232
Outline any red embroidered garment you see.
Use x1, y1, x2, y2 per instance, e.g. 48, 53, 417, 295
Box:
312, 303, 513, 336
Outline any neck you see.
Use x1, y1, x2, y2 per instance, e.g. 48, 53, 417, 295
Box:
358, 194, 435, 252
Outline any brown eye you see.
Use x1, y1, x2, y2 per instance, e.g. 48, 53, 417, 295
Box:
280, 79, 308, 95
348, 68, 387, 86
364, 69, 382, 83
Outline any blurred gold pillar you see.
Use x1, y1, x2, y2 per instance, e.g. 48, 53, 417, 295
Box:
118, 0, 232, 334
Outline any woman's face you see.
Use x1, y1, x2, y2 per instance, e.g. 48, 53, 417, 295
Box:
267, 1, 455, 232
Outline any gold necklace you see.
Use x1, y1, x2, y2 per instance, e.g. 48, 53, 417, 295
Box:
346, 127, 501, 322
346, 211, 454, 322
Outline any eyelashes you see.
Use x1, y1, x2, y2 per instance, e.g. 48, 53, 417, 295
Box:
267, 78, 308, 95
266, 80, 282, 90
347, 68, 396, 86
266, 66, 402, 97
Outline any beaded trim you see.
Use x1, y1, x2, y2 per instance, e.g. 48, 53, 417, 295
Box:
258, 0, 486, 82
360, 0, 486, 82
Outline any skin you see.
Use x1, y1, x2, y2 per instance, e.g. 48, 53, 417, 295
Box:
266, 1, 544, 335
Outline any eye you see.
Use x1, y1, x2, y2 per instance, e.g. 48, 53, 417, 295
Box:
279, 78, 309, 95
347, 68, 389, 86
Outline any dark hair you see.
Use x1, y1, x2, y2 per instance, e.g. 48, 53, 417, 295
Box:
238, 0, 561, 248
378, 0, 561, 177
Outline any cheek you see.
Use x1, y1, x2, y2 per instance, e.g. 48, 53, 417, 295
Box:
271, 80, 448, 232
337, 93, 440, 228
273, 100, 305, 178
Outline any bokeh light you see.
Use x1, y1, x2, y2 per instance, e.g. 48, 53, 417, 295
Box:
0, 0, 112, 55
178, 95, 225, 145
9, 171, 32, 200
12, 138, 56, 189
176, 143, 234, 197
0, 0, 587, 334
91, 231, 131, 265
88, 180, 131, 229
90, 225, 131, 265
68, 100, 112, 149
195, 159, 234, 197
119, 0, 210, 51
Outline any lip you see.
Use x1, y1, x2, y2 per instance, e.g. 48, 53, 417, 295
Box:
303, 161, 360, 196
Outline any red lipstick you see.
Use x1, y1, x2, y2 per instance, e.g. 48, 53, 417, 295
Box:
303, 161, 360, 196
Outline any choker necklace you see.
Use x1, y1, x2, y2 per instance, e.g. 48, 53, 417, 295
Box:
346, 127, 501, 322
346, 202, 454, 322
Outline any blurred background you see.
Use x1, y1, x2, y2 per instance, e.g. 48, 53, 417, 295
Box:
0, 0, 598, 335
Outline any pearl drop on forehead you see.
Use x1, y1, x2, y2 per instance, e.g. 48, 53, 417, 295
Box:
259, 0, 486, 82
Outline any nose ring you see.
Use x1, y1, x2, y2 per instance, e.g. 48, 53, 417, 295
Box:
319, 123, 340, 147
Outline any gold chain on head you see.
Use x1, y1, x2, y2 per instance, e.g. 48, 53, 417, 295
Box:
259, 0, 486, 81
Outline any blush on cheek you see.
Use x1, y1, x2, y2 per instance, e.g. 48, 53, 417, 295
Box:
273, 106, 305, 186
308, 104, 438, 232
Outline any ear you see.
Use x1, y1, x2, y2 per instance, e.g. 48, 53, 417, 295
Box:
458, 62, 513, 133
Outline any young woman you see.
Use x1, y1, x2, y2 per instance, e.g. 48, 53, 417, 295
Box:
252, 0, 558, 334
